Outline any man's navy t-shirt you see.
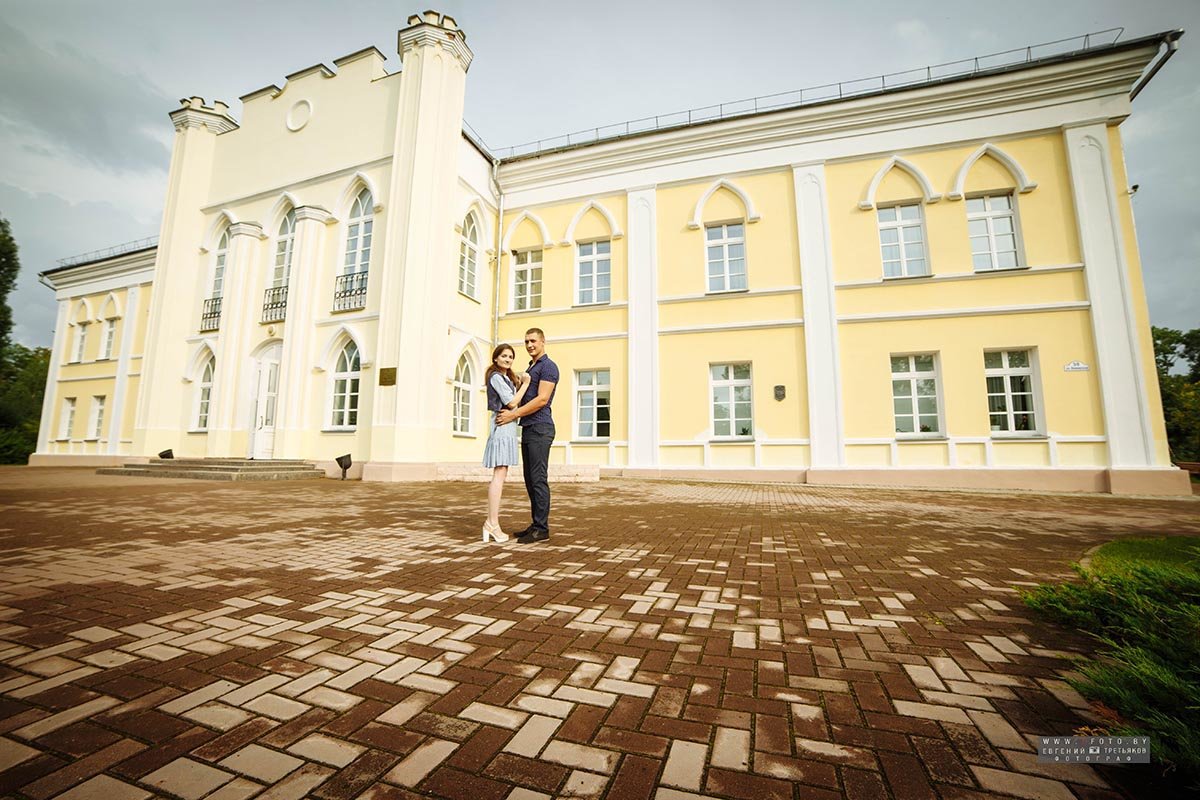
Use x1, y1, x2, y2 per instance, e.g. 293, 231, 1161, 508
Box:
519, 354, 559, 427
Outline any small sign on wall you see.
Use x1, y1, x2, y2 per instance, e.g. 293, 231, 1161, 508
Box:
379, 367, 397, 386
1064, 361, 1090, 372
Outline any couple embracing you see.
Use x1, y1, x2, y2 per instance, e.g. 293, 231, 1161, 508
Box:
481, 327, 557, 544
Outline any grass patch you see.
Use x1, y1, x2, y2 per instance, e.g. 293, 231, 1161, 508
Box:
1023, 536, 1200, 785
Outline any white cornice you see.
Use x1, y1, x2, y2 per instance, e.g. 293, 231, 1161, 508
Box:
837, 300, 1090, 324
42, 249, 158, 294
496, 44, 1157, 200
398, 16, 474, 72
170, 106, 239, 135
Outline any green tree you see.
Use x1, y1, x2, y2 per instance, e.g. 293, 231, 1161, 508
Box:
1154, 326, 1200, 463
0, 217, 19, 369
0, 343, 49, 463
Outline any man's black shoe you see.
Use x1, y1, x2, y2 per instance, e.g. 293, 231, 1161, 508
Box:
510, 526, 534, 539
517, 530, 549, 544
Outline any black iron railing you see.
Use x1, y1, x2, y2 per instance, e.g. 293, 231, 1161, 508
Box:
262, 285, 288, 322
200, 297, 222, 332
333, 272, 368, 312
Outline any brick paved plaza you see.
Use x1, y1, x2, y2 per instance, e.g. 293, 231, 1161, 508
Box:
0, 468, 1197, 800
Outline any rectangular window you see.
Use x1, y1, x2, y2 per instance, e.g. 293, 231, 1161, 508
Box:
101, 319, 116, 360
59, 397, 76, 440
968, 194, 1020, 271
710, 363, 752, 438
984, 349, 1039, 434
575, 369, 611, 439
877, 204, 928, 278
513, 249, 543, 311
891, 354, 941, 436
576, 241, 611, 305
89, 395, 106, 440
72, 324, 88, 362
331, 377, 359, 428
705, 223, 747, 293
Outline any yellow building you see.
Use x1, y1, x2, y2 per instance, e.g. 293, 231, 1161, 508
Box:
34, 12, 1190, 494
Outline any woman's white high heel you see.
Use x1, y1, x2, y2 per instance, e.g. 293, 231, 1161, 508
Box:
482, 520, 510, 543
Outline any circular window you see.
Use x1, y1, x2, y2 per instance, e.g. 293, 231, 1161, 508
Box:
286, 100, 312, 132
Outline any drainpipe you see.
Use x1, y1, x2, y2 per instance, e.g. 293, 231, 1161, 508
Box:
1130, 30, 1183, 101
491, 158, 504, 346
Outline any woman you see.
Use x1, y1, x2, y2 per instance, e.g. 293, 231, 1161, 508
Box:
482, 344, 530, 542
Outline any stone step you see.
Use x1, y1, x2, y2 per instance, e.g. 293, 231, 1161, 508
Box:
149, 458, 311, 466
139, 463, 320, 472
97, 467, 326, 481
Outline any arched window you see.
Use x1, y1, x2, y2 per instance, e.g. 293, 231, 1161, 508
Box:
195, 356, 215, 431
452, 354, 473, 433
343, 189, 373, 275
272, 210, 296, 288
212, 230, 229, 297
72, 323, 89, 363
331, 341, 361, 428
458, 214, 479, 298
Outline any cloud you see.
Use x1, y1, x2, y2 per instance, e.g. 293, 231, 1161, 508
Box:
0, 19, 172, 172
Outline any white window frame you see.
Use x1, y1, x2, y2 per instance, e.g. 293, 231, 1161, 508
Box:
88, 395, 106, 441
890, 353, 944, 438
452, 354, 473, 435
511, 248, 543, 312
59, 397, 76, 440
984, 349, 1043, 437
704, 222, 747, 294
877, 203, 929, 279
212, 230, 229, 298
72, 323, 88, 363
458, 213, 480, 299
709, 362, 753, 440
272, 210, 296, 288
329, 341, 361, 430
967, 193, 1023, 272
575, 240, 612, 306
194, 356, 215, 432
100, 319, 117, 360
574, 368, 611, 441
343, 189, 373, 277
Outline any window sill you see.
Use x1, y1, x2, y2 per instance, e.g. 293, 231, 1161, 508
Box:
570, 439, 611, 445
84, 437, 100, 443
974, 266, 1029, 275
882, 273, 932, 282
95, 357, 112, 362
710, 437, 754, 444
186, 429, 208, 435
572, 301, 612, 309
704, 288, 750, 297
506, 307, 542, 316
990, 433, 1047, 440
896, 435, 948, 441
458, 290, 481, 304
453, 432, 478, 439
321, 427, 357, 433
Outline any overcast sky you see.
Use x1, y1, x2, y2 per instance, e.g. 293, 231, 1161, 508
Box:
1, 0, 1196, 349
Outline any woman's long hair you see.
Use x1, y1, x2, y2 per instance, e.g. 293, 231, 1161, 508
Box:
485, 344, 518, 388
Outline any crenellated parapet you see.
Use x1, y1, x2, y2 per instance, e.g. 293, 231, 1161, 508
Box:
169, 97, 238, 134
398, 10, 473, 71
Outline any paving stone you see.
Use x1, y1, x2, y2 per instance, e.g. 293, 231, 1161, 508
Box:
141, 757, 235, 799
541, 740, 620, 774
218, 743, 304, 782
504, 714, 561, 757
286, 733, 365, 767
383, 738, 458, 786
971, 765, 1077, 800
661, 739, 708, 790
54, 775, 152, 800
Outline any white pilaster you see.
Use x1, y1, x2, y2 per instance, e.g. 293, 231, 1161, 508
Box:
35, 301, 71, 454
208, 222, 263, 456
274, 206, 330, 458
1063, 124, 1155, 467
792, 163, 844, 468
106, 284, 140, 454
626, 187, 660, 466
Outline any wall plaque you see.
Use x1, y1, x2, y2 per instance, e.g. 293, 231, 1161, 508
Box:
379, 367, 397, 386
1063, 361, 1090, 372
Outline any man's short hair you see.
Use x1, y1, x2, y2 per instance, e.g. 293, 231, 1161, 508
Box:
525, 327, 545, 340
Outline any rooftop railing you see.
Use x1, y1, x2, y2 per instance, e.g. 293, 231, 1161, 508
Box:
478, 28, 1125, 160
56, 235, 160, 268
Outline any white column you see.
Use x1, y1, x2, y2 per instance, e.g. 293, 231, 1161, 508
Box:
274, 205, 330, 458
106, 285, 140, 454
792, 162, 844, 468
208, 222, 263, 456
35, 301, 71, 454
626, 187, 660, 467
1063, 124, 1154, 467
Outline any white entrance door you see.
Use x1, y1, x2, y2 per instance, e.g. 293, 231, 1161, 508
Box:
251, 345, 281, 459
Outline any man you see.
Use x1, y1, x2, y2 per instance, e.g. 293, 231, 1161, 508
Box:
496, 328, 558, 543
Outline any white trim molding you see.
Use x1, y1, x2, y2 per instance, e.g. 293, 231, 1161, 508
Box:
838, 300, 1089, 324
502, 210, 555, 251
948, 143, 1038, 200
561, 199, 624, 245
858, 156, 941, 210
627, 187, 660, 467
335, 172, 384, 218
458, 197, 496, 254
688, 178, 762, 229
200, 210, 239, 254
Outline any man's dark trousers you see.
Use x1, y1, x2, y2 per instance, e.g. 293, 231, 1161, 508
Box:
521, 423, 555, 533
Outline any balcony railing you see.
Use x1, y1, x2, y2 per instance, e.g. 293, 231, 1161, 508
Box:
333, 272, 368, 312
200, 297, 222, 332
262, 285, 288, 322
